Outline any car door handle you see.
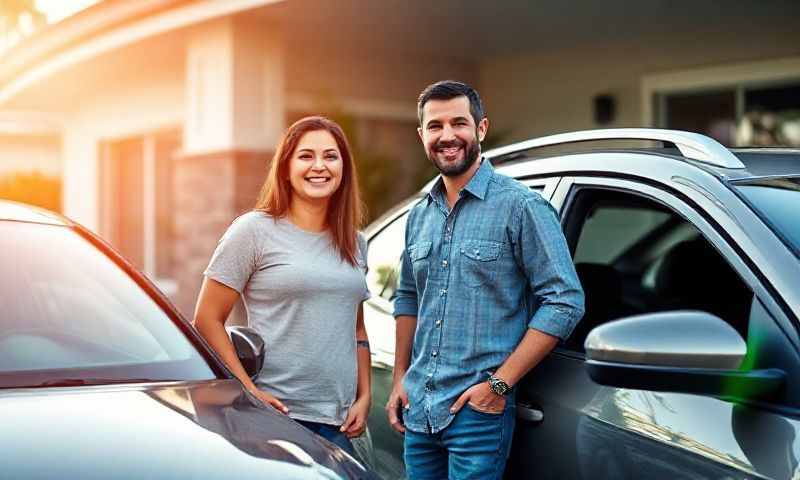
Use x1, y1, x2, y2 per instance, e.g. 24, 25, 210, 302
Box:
516, 404, 544, 423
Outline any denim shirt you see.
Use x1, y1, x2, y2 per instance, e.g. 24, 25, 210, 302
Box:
393, 159, 584, 434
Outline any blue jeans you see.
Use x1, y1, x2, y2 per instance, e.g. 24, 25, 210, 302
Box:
296, 420, 356, 457
404, 400, 516, 480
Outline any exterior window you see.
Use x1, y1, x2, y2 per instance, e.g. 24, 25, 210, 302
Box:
655, 81, 800, 147
100, 130, 180, 294
663, 90, 737, 145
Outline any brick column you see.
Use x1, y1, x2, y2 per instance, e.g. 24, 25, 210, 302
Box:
173, 150, 271, 317
174, 17, 284, 318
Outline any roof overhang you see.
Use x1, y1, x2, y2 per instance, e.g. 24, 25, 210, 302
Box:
0, 0, 285, 106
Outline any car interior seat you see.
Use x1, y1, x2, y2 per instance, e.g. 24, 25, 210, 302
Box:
654, 238, 751, 339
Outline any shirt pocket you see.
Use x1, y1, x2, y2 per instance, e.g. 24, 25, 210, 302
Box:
408, 241, 432, 288
459, 239, 502, 288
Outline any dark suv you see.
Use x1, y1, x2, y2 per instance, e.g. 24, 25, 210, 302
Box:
362, 129, 800, 480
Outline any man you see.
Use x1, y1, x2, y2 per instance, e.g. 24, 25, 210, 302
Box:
387, 80, 585, 479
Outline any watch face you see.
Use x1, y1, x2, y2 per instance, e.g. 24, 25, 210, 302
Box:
490, 377, 509, 395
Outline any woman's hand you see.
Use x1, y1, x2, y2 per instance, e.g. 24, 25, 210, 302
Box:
247, 385, 289, 414
341, 395, 371, 438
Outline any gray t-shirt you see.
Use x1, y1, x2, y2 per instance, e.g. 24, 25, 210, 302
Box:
204, 211, 369, 425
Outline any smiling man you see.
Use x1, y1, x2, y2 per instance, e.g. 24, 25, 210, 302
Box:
387, 80, 585, 479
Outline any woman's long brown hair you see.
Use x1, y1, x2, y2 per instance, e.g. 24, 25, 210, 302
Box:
255, 116, 364, 266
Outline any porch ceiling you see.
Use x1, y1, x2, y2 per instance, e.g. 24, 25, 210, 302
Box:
2, 0, 799, 112
281, 0, 800, 61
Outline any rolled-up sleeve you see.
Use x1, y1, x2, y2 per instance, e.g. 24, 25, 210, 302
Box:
393, 207, 420, 318
512, 195, 584, 340
393, 245, 419, 318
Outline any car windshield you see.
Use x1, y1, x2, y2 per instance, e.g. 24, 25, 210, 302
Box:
0, 221, 216, 389
734, 176, 800, 258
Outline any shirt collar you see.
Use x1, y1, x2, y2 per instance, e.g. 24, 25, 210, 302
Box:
426, 158, 493, 205
463, 158, 493, 200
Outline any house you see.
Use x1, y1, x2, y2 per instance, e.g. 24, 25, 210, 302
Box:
1, 0, 798, 316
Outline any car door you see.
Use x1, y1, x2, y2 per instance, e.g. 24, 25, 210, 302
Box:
365, 178, 560, 480
505, 176, 800, 480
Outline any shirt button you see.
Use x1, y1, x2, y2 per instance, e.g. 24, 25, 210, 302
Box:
432, 350, 438, 357
427, 373, 433, 378
442, 260, 448, 268
435, 320, 442, 327
440, 289, 447, 296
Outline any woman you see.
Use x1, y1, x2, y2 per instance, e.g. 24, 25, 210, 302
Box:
194, 116, 371, 455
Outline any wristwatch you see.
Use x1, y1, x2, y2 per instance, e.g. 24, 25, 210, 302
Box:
488, 374, 511, 396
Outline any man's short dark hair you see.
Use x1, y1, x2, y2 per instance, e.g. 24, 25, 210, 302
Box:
417, 80, 485, 126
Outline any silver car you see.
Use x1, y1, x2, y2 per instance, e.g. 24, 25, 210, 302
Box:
362, 129, 800, 480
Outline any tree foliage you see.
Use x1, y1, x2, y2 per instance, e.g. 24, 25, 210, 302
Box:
0, 0, 46, 50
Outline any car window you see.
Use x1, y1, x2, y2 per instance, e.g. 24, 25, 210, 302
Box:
367, 212, 409, 302
562, 188, 753, 352
573, 208, 672, 264
734, 176, 800, 258
0, 222, 215, 388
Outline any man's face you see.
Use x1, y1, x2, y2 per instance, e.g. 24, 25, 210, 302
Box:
418, 96, 488, 178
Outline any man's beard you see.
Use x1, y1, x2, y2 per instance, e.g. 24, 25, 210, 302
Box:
427, 136, 481, 177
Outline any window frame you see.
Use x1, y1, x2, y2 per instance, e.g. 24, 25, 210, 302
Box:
98, 129, 181, 297
551, 176, 772, 358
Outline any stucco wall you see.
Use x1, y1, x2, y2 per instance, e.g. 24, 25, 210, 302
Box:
286, 48, 477, 111
480, 30, 800, 143
0, 135, 60, 176
62, 65, 184, 230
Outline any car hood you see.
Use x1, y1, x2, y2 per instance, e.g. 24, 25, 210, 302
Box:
1, 379, 372, 479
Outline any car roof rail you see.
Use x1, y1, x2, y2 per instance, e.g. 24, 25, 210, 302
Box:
484, 128, 746, 169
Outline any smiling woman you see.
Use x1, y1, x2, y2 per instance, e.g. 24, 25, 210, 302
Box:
193, 116, 373, 458
257, 116, 363, 263
286, 130, 345, 227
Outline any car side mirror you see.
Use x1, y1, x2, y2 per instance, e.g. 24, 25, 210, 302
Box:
584, 311, 785, 400
226, 326, 265, 380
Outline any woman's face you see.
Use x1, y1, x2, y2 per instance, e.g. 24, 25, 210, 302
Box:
288, 129, 344, 204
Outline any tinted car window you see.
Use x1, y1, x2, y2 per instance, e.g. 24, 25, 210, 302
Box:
573, 208, 672, 264
735, 177, 800, 257
564, 189, 753, 351
0, 222, 215, 387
